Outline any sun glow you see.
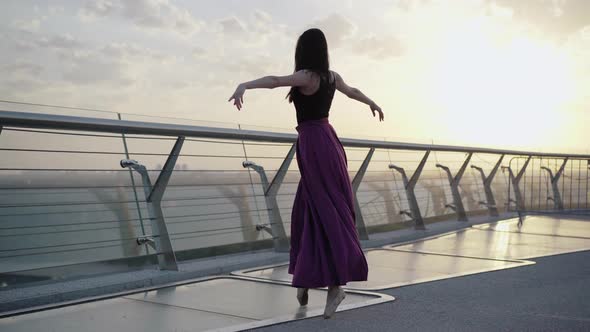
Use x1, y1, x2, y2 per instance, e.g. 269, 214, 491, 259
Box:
427, 18, 575, 149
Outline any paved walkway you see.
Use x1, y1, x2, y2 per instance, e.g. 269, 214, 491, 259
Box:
252, 250, 590, 331
2, 215, 589, 331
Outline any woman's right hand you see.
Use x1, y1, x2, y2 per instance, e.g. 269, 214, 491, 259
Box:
370, 103, 384, 122
228, 84, 246, 111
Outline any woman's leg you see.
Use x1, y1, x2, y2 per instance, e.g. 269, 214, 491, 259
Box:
296, 287, 309, 306
324, 285, 346, 319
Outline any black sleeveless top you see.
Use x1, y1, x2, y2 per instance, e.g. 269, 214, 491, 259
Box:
292, 71, 336, 124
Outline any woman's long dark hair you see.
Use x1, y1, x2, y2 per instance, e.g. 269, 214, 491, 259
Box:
287, 28, 330, 103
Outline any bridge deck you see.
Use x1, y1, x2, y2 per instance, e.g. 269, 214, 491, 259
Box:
1, 215, 589, 331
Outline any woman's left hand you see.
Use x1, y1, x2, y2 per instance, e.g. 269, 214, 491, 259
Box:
370, 102, 384, 122
228, 84, 246, 111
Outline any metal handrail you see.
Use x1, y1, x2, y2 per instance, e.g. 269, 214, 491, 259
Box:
2, 110, 590, 158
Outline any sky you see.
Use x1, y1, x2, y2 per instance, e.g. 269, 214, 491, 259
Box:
0, 0, 589, 153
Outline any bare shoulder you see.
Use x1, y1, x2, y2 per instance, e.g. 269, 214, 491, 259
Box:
330, 70, 342, 82
272, 70, 314, 88
330, 70, 350, 93
295, 69, 315, 78
293, 69, 316, 83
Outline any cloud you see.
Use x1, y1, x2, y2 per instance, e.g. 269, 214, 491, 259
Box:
48, 6, 66, 16
226, 55, 283, 76
12, 18, 43, 33
10, 37, 137, 86
192, 46, 206, 58
0, 77, 47, 92
55, 41, 179, 86
215, 11, 275, 36
0, 29, 37, 51
487, 2, 514, 19
99, 42, 172, 62
3, 62, 43, 76
565, 25, 590, 59
304, 13, 402, 59
212, 13, 291, 53
37, 34, 84, 50
309, 14, 356, 48
80, 0, 118, 18
253, 9, 271, 24
226, 58, 268, 76
100, 42, 143, 58
79, 0, 201, 34
61, 51, 133, 86
2, 30, 85, 53
493, 0, 590, 37
351, 35, 404, 59
0, 23, 178, 90
218, 16, 247, 34
120, 0, 198, 33
0, 62, 47, 99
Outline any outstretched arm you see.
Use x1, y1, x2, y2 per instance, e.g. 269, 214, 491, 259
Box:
334, 71, 384, 121
228, 70, 312, 110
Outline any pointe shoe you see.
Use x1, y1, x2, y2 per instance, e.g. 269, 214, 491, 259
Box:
297, 288, 309, 306
323, 287, 346, 319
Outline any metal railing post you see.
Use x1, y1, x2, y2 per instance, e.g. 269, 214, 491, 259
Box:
117, 113, 148, 252
145, 137, 184, 270
541, 157, 568, 210
502, 156, 532, 212
121, 137, 184, 271
351, 148, 374, 240
436, 153, 472, 221
471, 154, 504, 217
389, 150, 430, 230
243, 144, 295, 252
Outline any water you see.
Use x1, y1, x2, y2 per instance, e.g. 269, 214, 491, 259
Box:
0, 168, 521, 275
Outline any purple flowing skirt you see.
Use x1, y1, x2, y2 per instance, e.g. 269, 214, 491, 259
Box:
288, 118, 369, 288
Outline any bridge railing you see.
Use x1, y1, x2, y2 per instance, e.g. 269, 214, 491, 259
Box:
1, 110, 589, 286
